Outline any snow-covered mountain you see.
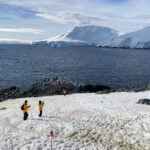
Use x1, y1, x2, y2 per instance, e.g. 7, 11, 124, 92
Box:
0, 39, 31, 44
106, 26, 150, 49
33, 25, 118, 47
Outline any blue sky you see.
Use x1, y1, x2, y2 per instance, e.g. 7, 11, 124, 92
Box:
0, 0, 150, 42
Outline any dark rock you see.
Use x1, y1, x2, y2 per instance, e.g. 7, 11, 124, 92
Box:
137, 99, 150, 105
0, 107, 6, 110
0, 79, 111, 102
117, 84, 150, 92
79, 84, 110, 93
0, 86, 22, 102
96, 89, 115, 94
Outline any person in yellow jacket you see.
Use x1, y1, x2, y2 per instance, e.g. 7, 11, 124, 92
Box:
39, 101, 44, 117
63, 90, 67, 96
22, 100, 30, 120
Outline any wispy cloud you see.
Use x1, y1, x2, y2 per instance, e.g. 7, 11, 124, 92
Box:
0, 0, 150, 40
36, 12, 82, 24
0, 28, 45, 34
2, 0, 150, 17
36, 12, 150, 34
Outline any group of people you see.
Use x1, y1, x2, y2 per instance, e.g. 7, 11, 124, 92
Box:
21, 89, 67, 121
44, 76, 61, 83
21, 100, 44, 120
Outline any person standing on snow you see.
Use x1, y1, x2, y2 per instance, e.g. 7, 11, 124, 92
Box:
39, 101, 44, 117
21, 100, 31, 120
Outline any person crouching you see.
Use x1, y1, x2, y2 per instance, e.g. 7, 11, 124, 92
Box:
39, 101, 44, 117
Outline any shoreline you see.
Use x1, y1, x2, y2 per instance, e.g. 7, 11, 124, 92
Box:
0, 79, 110, 102
1, 78, 150, 102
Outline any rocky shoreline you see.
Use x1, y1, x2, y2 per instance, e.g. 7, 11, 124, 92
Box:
0, 79, 110, 102
1, 78, 150, 102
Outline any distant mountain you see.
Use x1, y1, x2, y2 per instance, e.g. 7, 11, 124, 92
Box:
0, 39, 31, 44
33, 25, 118, 47
106, 26, 150, 49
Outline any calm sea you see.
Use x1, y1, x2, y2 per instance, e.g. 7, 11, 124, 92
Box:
0, 44, 150, 90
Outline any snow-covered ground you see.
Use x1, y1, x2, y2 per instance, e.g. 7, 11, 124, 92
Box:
0, 92, 150, 150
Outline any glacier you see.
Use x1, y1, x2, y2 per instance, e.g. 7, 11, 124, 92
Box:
106, 26, 150, 49
33, 25, 118, 47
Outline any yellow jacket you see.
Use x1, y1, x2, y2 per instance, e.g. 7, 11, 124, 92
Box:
23, 105, 30, 113
39, 103, 44, 111
63, 90, 67, 95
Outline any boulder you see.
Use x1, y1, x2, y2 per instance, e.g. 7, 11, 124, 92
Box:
0, 107, 6, 110
137, 99, 150, 105
79, 84, 110, 92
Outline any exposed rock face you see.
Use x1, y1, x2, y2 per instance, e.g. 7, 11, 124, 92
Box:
0, 80, 111, 102
137, 99, 150, 105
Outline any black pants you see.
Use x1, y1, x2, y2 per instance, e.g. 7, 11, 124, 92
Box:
24, 112, 28, 120
39, 110, 42, 117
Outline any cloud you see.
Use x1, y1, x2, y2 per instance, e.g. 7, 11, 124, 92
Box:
36, 12, 82, 24
2, 0, 150, 18
1, 0, 150, 39
0, 28, 45, 34
36, 12, 150, 34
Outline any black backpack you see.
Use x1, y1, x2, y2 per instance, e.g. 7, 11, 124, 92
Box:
21, 104, 24, 110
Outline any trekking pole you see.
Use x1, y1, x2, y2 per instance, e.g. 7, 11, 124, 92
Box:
51, 137, 52, 150
50, 131, 54, 150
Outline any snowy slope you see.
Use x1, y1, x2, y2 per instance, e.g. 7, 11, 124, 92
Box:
106, 26, 150, 48
47, 33, 91, 48
33, 25, 118, 47
65, 25, 118, 46
0, 92, 150, 149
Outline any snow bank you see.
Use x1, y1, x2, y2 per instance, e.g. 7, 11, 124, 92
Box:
0, 92, 150, 149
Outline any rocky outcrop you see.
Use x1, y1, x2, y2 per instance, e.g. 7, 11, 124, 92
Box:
22, 81, 110, 97
0, 80, 111, 102
116, 84, 150, 92
137, 99, 150, 105
0, 86, 22, 102
79, 84, 110, 93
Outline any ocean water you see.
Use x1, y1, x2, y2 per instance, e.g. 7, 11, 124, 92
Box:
0, 44, 150, 90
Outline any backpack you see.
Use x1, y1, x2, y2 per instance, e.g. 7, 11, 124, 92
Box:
21, 104, 24, 110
